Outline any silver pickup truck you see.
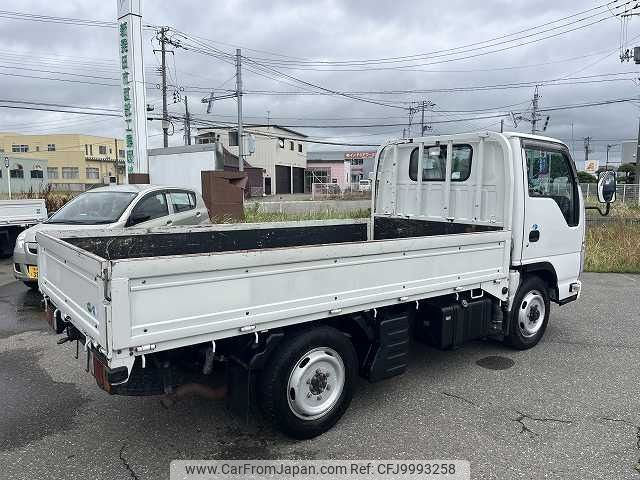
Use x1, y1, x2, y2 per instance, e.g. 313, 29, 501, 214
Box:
36, 132, 615, 439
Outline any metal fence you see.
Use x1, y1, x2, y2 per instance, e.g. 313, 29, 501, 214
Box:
580, 183, 640, 205
311, 182, 372, 200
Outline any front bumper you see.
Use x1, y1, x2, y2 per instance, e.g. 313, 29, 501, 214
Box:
13, 242, 39, 282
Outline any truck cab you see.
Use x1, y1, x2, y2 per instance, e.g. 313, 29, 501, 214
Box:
374, 132, 584, 306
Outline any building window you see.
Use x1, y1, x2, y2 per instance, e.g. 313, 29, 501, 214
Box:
47, 144, 56, 152
85, 144, 89, 155
298, 143, 303, 153
228, 131, 239, 147
35, 146, 40, 152
118, 149, 125, 158
89, 145, 93, 155
30, 169, 44, 179
99, 145, 107, 155
62, 167, 79, 179
289, 141, 294, 151
10, 164, 24, 178
11, 144, 29, 153
278, 138, 285, 149
351, 158, 363, 166
47, 167, 59, 179
86, 167, 100, 179
109, 148, 113, 154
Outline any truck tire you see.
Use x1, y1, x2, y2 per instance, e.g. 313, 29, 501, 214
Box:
259, 326, 357, 439
506, 276, 550, 350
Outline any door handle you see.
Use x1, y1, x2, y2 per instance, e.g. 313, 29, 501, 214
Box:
196, 211, 201, 217
166, 219, 172, 225
529, 230, 540, 242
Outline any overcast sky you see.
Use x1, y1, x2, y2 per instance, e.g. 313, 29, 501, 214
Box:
0, 0, 638, 166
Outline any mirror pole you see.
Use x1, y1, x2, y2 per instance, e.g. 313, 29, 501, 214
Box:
585, 202, 611, 216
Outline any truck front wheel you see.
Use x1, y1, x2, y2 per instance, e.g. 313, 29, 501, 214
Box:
259, 326, 357, 439
506, 276, 550, 350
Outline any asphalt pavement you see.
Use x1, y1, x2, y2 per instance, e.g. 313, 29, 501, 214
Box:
0, 256, 638, 480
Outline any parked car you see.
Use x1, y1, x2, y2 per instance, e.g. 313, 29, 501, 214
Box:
14, 184, 209, 289
358, 179, 371, 192
0, 199, 47, 256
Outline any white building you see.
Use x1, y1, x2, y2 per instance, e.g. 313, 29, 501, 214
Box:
622, 141, 636, 165
197, 125, 307, 195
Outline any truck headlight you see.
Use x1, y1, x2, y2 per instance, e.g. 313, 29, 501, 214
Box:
15, 231, 27, 250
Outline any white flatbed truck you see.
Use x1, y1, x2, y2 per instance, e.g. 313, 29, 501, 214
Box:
37, 132, 615, 438
0, 199, 47, 256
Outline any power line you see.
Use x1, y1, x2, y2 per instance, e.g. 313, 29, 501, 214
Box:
172, 0, 628, 68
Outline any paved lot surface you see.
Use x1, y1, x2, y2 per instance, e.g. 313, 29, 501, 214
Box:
0, 256, 638, 480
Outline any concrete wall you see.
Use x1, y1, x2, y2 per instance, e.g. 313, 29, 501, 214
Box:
148, 145, 219, 194
247, 199, 370, 214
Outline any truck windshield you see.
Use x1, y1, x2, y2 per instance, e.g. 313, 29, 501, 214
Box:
47, 191, 138, 225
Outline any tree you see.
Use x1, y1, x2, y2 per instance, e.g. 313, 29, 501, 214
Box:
617, 163, 636, 183
577, 171, 597, 183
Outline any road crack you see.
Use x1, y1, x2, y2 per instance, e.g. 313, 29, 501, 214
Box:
513, 410, 572, 436
119, 443, 141, 480
440, 391, 479, 407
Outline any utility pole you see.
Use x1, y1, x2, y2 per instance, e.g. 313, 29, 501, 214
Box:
511, 85, 546, 135
584, 136, 591, 164
635, 118, 640, 189
236, 48, 244, 172
531, 85, 540, 134
154, 26, 170, 148
183, 96, 191, 145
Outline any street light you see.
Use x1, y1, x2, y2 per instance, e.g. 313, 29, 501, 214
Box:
606, 143, 619, 171
4, 156, 10, 200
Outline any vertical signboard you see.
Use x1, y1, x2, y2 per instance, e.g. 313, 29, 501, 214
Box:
117, 0, 149, 181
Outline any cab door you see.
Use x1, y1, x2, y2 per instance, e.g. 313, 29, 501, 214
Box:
520, 140, 584, 301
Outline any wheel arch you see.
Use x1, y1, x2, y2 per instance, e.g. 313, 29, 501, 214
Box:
517, 262, 559, 302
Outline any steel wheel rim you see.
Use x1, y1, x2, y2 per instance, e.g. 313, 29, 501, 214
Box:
287, 347, 345, 420
518, 290, 546, 338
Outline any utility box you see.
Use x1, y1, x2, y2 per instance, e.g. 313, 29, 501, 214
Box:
201, 171, 247, 221
128, 173, 150, 184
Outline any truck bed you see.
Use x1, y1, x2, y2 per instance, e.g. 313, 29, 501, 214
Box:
37, 218, 510, 372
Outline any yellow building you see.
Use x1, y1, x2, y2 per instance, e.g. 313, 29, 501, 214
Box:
0, 133, 125, 191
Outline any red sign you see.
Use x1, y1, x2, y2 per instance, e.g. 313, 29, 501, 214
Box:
344, 152, 375, 160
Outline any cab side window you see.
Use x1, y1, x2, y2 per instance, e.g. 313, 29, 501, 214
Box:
525, 147, 579, 227
129, 192, 169, 226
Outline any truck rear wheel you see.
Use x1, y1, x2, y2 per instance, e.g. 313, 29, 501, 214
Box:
506, 276, 550, 350
259, 326, 357, 439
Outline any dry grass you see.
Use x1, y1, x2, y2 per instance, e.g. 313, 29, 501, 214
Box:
584, 222, 640, 273
230, 204, 371, 223
0, 187, 78, 214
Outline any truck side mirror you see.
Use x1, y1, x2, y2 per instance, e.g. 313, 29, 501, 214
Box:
597, 171, 616, 204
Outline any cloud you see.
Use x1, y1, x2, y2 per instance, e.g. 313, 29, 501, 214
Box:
0, 0, 635, 164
